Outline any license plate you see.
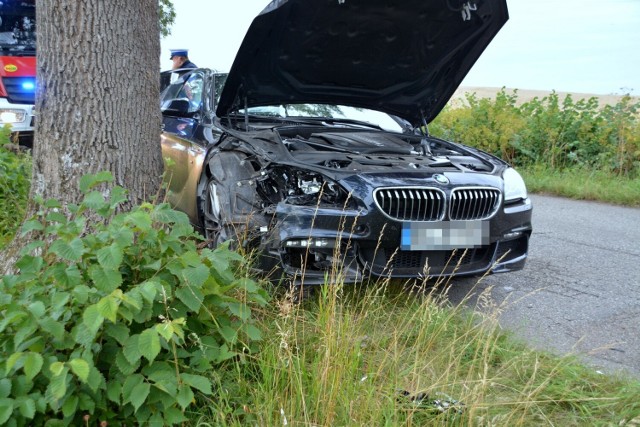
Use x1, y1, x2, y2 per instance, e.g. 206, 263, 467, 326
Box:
401, 221, 490, 251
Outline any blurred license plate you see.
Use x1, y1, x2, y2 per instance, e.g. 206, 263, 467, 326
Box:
401, 221, 489, 251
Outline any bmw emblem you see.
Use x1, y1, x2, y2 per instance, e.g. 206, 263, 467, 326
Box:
433, 174, 449, 185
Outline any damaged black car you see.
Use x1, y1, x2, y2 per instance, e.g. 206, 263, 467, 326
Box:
160, 0, 532, 284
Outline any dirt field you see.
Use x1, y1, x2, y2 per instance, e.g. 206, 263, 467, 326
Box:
451, 86, 638, 106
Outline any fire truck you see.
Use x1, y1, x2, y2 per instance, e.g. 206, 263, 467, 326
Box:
0, 0, 36, 147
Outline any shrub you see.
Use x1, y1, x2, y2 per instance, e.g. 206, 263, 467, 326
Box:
0, 172, 268, 425
0, 126, 30, 248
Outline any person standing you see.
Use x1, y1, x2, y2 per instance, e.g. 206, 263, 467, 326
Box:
170, 49, 197, 70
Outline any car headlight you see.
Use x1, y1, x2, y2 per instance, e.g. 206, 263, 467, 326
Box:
0, 109, 27, 124
503, 167, 527, 202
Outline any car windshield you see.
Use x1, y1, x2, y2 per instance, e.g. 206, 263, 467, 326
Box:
0, 0, 36, 55
241, 104, 407, 133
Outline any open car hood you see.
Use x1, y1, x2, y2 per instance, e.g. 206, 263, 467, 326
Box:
217, 0, 508, 127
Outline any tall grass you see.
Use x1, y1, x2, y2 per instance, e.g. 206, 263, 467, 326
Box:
194, 280, 640, 426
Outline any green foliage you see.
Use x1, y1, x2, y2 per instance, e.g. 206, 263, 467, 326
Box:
0, 127, 31, 248
0, 172, 268, 425
431, 89, 640, 178
158, 0, 176, 37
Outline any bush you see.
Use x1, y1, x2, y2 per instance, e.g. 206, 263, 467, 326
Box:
0, 126, 30, 248
431, 89, 640, 177
0, 172, 268, 425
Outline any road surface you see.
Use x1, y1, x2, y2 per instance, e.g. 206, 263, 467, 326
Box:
446, 194, 640, 377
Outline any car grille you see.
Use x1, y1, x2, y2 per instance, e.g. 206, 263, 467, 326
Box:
374, 187, 445, 221
374, 186, 501, 221
2, 77, 36, 104
450, 187, 501, 220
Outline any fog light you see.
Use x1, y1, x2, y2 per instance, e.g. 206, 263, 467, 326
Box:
0, 110, 26, 124
285, 238, 331, 248
503, 231, 522, 240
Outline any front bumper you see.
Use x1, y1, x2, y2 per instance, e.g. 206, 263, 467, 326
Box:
258, 196, 532, 285
0, 97, 35, 147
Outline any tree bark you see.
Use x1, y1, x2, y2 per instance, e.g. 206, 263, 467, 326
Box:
1, 0, 163, 274
32, 0, 163, 205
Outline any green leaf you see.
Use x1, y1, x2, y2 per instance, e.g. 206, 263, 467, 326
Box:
15, 254, 44, 274
86, 367, 104, 392
105, 323, 130, 346
129, 382, 150, 413
176, 384, 194, 410
82, 304, 104, 333
61, 395, 78, 418
79, 171, 113, 193
216, 344, 237, 363
125, 211, 153, 231
164, 406, 188, 424
40, 317, 65, 341
49, 368, 68, 400
155, 322, 174, 342
27, 301, 46, 318
82, 191, 108, 210
89, 265, 123, 293
181, 264, 209, 287
97, 243, 124, 269
20, 219, 44, 235
49, 238, 85, 261
0, 379, 11, 398
72, 285, 90, 304
122, 374, 144, 401
52, 264, 83, 287
107, 381, 121, 404
49, 361, 65, 377
244, 324, 263, 341
115, 351, 139, 376
175, 286, 204, 312
227, 302, 251, 321
0, 398, 14, 425
180, 374, 212, 395
138, 329, 161, 363
23, 353, 43, 381
18, 397, 36, 419
123, 335, 142, 365
109, 186, 128, 208
97, 295, 119, 323
68, 359, 89, 383
138, 280, 159, 303
6, 352, 23, 373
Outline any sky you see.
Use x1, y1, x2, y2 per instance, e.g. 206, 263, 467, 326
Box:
160, 0, 640, 96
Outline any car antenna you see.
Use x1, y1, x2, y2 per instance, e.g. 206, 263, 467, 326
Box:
244, 96, 249, 130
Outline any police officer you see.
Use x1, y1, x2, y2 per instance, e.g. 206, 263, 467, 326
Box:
170, 49, 197, 70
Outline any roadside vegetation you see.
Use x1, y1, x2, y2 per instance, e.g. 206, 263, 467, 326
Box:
1, 97, 640, 424
431, 89, 640, 206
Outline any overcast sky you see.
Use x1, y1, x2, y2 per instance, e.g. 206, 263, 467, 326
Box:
160, 0, 639, 95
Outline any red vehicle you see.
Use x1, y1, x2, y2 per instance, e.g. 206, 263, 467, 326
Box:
0, 0, 36, 147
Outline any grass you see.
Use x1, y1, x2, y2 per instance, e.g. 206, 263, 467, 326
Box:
192, 280, 640, 426
521, 166, 640, 206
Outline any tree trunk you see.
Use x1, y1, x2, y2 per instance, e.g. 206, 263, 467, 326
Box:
32, 0, 163, 205
1, 0, 163, 273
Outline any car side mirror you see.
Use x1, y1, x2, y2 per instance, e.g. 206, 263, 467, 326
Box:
161, 99, 193, 117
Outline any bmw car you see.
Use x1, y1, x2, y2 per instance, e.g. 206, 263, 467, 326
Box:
160, 0, 532, 284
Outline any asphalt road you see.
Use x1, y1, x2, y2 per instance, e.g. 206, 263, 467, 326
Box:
446, 194, 640, 377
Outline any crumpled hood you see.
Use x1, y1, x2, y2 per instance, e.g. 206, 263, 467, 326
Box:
217, 0, 508, 127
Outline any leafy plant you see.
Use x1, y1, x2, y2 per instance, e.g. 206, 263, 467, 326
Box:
0, 126, 31, 248
0, 172, 268, 425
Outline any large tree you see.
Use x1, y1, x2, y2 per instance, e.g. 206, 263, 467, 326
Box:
32, 0, 164, 205
1, 0, 166, 272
